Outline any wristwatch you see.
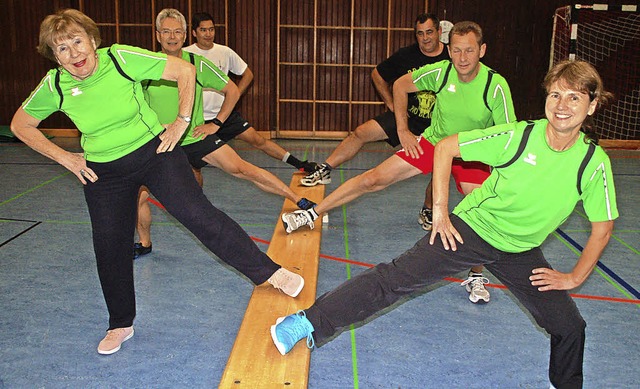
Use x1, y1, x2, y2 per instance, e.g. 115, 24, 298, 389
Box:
177, 114, 191, 123
211, 117, 224, 127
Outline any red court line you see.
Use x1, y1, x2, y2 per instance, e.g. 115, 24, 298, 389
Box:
251, 236, 640, 305
147, 197, 165, 209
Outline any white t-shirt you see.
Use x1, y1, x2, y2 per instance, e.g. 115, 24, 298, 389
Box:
184, 43, 248, 119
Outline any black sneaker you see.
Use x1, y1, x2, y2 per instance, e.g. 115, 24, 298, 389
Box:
133, 242, 152, 260
299, 161, 319, 173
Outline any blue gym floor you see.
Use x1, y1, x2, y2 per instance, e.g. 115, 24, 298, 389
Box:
1, 137, 638, 388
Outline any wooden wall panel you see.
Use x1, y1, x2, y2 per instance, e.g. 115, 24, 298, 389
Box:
316, 103, 349, 131
82, 1, 116, 24
351, 66, 378, 102
119, 1, 152, 24
354, 0, 388, 27
279, 65, 313, 100
390, 1, 428, 28
99, 27, 118, 48
231, 0, 274, 131
279, 102, 313, 131
353, 30, 388, 67
317, 0, 351, 27
316, 29, 351, 64
316, 66, 350, 101
280, 28, 314, 63
280, 0, 314, 26
4, 0, 634, 141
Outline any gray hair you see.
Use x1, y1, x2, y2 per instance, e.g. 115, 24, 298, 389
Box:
156, 8, 187, 31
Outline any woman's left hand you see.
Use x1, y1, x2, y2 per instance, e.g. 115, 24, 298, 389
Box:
530, 268, 578, 291
429, 206, 463, 251
157, 120, 187, 153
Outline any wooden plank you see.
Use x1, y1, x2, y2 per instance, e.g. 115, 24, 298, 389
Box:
219, 172, 324, 388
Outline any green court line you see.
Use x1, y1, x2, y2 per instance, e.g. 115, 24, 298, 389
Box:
551, 231, 640, 306
570, 209, 639, 254
610, 234, 640, 255
338, 167, 359, 389
0, 171, 70, 207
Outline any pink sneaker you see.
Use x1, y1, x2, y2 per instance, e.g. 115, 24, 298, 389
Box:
97, 326, 134, 355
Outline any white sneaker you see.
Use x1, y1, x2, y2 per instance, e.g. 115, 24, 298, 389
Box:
460, 273, 490, 303
300, 164, 331, 186
268, 268, 305, 297
281, 209, 315, 233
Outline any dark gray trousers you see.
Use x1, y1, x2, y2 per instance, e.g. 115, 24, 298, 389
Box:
306, 214, 585, 389
84, 137, 280, 330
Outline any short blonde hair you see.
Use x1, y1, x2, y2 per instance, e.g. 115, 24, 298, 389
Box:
38, 9, 101, 62
449, 21, 483, 47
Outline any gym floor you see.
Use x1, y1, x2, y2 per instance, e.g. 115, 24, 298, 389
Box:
1, 136, 638, 388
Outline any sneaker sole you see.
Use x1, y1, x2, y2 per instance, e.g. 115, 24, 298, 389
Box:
97, 329, 134, 355
281, 214, 294, 234
418, 217, 432, 231
270, 317, 287, 355
468, 294, 490, 304
299, 178, 331, 187
287, 276, 304, 298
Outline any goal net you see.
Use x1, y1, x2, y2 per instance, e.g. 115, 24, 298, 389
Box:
550, 4, 639, 142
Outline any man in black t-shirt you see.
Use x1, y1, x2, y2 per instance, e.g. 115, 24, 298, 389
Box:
301, 13, 449, 187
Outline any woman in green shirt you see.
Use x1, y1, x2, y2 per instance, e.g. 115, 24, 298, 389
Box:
11, 9, 304, 356
271, 60, 617, 389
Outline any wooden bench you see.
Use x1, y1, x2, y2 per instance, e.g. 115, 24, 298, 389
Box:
219, 172, 324, 388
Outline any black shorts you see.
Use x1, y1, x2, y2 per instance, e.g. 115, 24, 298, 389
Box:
373, 111, 429, 147
180, 135, 226, 169
206, 111, 251, 142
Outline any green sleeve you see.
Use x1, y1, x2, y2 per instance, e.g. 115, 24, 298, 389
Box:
412, 60, 450, 92
21, 71, 61, 121
109, 44, 167, 82
196, 55, 230, 90
580, 149, 619, 222
458, 121, 532, 166
486, 74, 517, 125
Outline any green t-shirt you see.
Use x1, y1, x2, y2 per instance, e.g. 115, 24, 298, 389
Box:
144, 50, 230, 146
22, 44, 168, 162
454, 119, 619, 253
412, 60, 516, 144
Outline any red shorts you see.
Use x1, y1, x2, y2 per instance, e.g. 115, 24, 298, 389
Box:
396, 136, 491, 193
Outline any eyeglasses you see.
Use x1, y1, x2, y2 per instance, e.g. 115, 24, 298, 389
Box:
159, 29, 185, 37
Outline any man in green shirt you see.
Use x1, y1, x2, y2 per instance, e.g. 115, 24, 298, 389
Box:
135, 8, 315, 258
281, 21, 516, 303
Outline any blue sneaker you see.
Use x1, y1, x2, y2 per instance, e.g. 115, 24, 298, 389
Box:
270, 310, 315, 355
296, 197, 316, 210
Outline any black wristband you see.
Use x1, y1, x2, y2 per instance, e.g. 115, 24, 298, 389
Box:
211, 117, 224, 127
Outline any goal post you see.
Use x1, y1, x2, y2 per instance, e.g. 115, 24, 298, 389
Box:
550, 4, 639, 146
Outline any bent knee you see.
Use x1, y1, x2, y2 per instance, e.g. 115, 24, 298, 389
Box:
352, 122, 385, 143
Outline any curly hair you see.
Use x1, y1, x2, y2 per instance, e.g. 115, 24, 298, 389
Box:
38, 9, 100, 62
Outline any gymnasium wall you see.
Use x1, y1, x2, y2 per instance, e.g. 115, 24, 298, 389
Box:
1, 0, 630, 137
